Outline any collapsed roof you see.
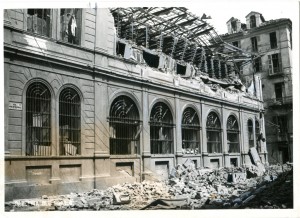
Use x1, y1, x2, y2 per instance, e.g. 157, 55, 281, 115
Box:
109, 7, 254, 93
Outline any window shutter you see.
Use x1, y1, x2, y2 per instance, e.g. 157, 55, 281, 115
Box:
268, 55, 273, 75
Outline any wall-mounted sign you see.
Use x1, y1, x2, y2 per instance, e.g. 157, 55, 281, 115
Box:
9, 102, 22, 110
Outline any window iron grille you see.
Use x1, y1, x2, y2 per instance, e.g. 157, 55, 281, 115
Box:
59, 87, 81, 156
150, 102, 174, 154
248, 119, 254, 147
206, 112, 222, 153
182, 107, 200, 155
109, 96, 141, 155
26, 82, 51, 156
227, 115, 240, 153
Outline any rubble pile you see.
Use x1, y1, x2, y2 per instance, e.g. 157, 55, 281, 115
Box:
5, 161, 293, 211
240, 164, 293, 209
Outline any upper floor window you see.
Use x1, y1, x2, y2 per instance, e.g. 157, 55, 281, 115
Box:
182, 107, 200, 155
227, 115, 240, 153
251, 37, 258, 52
248, 119, 254, 147
270, 32, 277, 49
150, 102, 174, 154
274, 82, 284, 101
231, 21, 237, 32
27, 9, 51, 37
206, 112, 222, 153
109, 96, 141, 155
60, 9, 82, 45
254, 57, 262, 72
250, 15, 256, 28
59, 87, 81, 156
26, 82, 51, 156
268, 53, 282, 74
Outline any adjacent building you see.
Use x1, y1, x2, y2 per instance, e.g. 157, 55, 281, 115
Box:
221, 12, 293, 164
4, 8, 266, 201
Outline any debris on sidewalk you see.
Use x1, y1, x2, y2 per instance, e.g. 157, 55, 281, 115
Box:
5, 161, 293, 211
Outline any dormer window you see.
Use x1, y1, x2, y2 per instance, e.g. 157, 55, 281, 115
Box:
231, 21, 237, 32
250, 15, 256, 28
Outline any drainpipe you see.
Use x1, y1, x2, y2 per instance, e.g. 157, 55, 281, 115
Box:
93, 4, 98, 190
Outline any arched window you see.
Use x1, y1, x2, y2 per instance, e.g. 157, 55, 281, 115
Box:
150, 102, 174, 154
109, 96, 140, 155
182, 107, 200, 154
250, 15, 256, 28
26, 82, 51, 156
206, 112, 222, 153
248, 119, 254, 147
59, 87, 81, 155
227, 115, 240, 153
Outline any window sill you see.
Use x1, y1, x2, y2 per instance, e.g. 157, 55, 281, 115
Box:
110, 155, 141, 159
150, 154, 175, 158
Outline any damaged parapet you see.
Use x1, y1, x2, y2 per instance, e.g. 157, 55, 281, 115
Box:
111, 8, 258, 99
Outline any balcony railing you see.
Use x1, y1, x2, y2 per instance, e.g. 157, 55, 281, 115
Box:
265, 96, 293, 106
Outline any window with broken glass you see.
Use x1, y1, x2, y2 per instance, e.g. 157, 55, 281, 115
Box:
182, 107, 200, 155
254, 57, 262, 72
227, 115, 240, 153
250, 15, 256, 28
27, 9, 51, 37
251, 37, 258, 52
109, 96, 141, 155
206, 112, 222, 153
26, 82, 51, 156
269, 32, 277, 49
60, 9, 82, 45
268, 53, 282, 75
59, 87, 81, 156
248, 119, 254, 147
150, 102, 174, 154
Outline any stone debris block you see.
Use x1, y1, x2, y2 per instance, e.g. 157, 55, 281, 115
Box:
113, 193, 131, 205
232, 172, 247, 183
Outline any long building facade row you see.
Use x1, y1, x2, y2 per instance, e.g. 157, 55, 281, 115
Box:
4, 8, 266, 200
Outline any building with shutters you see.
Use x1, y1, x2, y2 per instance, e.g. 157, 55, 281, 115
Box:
221, 12, 293, 165
4, 8, 266, 200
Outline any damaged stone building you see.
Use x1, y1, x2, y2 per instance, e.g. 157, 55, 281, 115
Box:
221, 12, 293, 164
4, 7, 266, 201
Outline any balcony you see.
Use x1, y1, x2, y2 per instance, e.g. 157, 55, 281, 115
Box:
264, 96, 293, 107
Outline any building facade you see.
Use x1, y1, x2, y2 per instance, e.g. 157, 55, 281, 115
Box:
4, 8, 266, 201
221, 12, 293, 165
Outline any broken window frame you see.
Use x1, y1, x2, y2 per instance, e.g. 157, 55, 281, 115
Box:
227, 115, 240, 153
250, 15, 256, 28
274, 82, 284, 102
26, 82, 51, 156
206, 112, 222, 153
247, 119, 254, 147
59, 87, 81, 156
109, 96, 141, 155
251, 37, 258, 52
268, 53, 282, 75
232, 41, 240, 48
254, 57, 262, 72
27, 9, 52, 37
181, 107, 201, 155
150, 102, 174, 154
231, 21, 237, 32
60, 9, 82, 45
269, 32, 277, 49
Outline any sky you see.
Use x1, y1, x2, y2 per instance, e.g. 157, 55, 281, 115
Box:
0, 0, 296, 36
187, 0, 295, 35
